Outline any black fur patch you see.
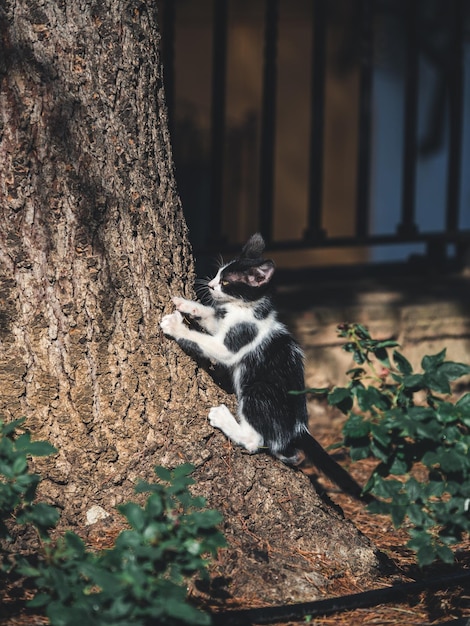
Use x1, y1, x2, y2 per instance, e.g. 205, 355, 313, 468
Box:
214, 305, 227, 319
177, 338, 205, 360
224, 322, 258, 352
236, 331, 308, 452
253, 298, 273, 320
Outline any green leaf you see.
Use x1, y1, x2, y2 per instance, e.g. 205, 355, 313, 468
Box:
373, 347, 389, 367
438, 361, 470, 381
355, 323, 371, 339
172, 463, 195, 479
328, 387, 353, 415
403, 373, 425, 390
12, 455, 28, 475
388, 455, 409, 475
370, 477, 403, 499
407, 504, 428, 526
435, 544, 455, 564
456, 392, 470, 410
354, 386, 373, 412
342, 414, 370, 439
393, 351, 413, 375
421, 349, 447, 372
188, 509, 224, 530
422, 450, 440, 468
24, 441, 57, 457
416, 543, 437, 567
424, 372, 451, 395
46, 603, 89, 626
408, 406, 434, 421
328, 386, 351, 404
64, 532, 86, 555
352, 350, 367, 365
289, 387, 329, 396
22, 503, 60, 535
145, 493, 164, 518
165, 597, 211, 624
370, 423, 391, 448
119, 502, 146, 531
407, 531, 438, 565
27, 592, 51, 608
369, 439, 389, 463
14, 433, 57, 457
403, 478, 422, 502
456, 393, 470, 426
439, 450, 469, 473
375, 339, 400, 349
390, 504, 407, 528
414, 420, 442, 440
154, 466, 172, 482
349, 445, 370, 461
1, 418, 26, 437
83, 564, 120, 595
328, 387, 353, 414
437, 402, 459, 424
370, 387, 390, 410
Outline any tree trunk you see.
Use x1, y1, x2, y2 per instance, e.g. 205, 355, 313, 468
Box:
0, 0, 380, 604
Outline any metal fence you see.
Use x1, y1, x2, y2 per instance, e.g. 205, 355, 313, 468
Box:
160, 0, 470, 270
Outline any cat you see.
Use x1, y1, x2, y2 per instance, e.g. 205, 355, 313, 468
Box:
160, 233, 369, 501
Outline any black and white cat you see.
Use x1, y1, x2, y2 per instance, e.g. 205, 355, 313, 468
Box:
160, 233, 368, 501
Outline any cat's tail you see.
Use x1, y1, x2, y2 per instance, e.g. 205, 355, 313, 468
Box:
287, 431, 374, 503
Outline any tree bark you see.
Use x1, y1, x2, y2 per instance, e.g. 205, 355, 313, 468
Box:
0, 0, 380, 604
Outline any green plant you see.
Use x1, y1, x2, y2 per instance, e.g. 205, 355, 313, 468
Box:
23, 463, 226, 626
1, 418, 225, 624
0, 417, 59, 571
305, 323, 470, 566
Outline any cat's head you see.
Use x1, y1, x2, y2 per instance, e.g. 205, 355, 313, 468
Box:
208, 233, 275, 302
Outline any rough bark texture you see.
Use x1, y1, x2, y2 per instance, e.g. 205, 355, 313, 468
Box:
0, 0, 380, 603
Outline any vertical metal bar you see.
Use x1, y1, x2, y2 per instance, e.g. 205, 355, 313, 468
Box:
446, 0, 464, 233
210, 0, 228, 244
160, 0, 176, 138
258, 0, 279, 243
355, 0, 374, 240
305, 0, 327, 242
398, 1, 419, 236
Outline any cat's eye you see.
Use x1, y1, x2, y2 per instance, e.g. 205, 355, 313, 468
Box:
221, 280, 229, 286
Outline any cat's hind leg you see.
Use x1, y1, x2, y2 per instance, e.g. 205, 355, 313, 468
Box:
209, 404, 263, 453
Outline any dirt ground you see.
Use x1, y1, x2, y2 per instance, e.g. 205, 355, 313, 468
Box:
252, 419, 470, 626
202, 407, 470, 626
1, 411, 469, 626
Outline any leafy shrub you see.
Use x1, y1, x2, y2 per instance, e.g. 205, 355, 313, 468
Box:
0, 418, 225, 624
306, 323, 470, 566
0, 417, 59, 572
23, 464, 226, 626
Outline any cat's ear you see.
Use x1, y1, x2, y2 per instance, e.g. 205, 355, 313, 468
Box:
240, 233, 265, 259
247, 260, 275, 286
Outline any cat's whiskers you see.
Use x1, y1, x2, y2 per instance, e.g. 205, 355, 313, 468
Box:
195, 277, 213, 304
215, 253, 225, 270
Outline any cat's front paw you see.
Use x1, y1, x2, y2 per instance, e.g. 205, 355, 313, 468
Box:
172, 296, 202, 317
160, 311, 186, 338
208, 404, 233, 430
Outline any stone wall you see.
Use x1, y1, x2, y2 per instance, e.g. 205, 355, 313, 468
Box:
277, 271, 470, 390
